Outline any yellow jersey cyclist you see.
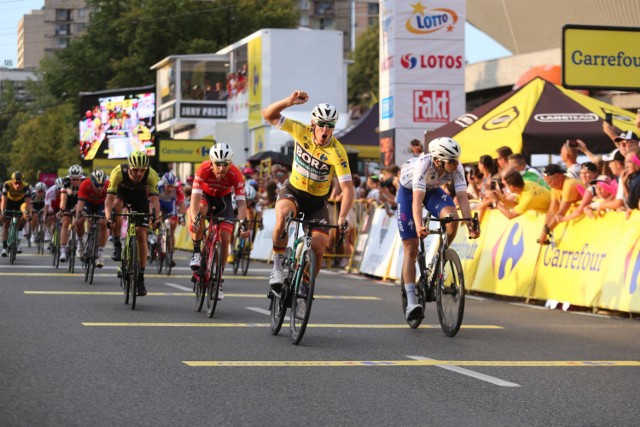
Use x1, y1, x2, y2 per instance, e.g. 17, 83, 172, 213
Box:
262, 90, 354, 290
1, 171, 32, 256
105, 151, 161, 297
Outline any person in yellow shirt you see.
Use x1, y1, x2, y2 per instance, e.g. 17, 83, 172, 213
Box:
537, 164, 581, 244
489, 168, 551, 219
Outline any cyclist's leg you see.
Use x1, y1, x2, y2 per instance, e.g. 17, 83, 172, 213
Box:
189, 196, 208, 269
310, 231, 330, 278
1, 214, 9, 256
427, 188, 458, 246
270, 193, 297, 288
110, 197, 124, 261
396, 186, 424, 317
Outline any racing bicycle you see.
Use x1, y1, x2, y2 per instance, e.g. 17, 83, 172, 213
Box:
269, 212, 347, 345
81, 214, 104, 285
192, 211, 242, 318
400, 213, 479, 337
4, 210, 24, 264
231, 218, 262, 276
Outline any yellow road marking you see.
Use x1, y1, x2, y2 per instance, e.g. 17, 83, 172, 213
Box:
182, 360, 640, 367
25, 291, 380, 300
81, 322, 502, 329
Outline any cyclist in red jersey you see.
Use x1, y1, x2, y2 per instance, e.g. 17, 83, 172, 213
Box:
75, 170, 109, 267
190, 143, 249, 298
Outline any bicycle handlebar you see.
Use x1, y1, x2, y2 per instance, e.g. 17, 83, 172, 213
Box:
423, 212, 480, 236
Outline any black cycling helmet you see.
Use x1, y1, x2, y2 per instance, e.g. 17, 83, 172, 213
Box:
11, 171, 23, 183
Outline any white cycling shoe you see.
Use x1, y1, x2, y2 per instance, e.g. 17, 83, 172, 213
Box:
190, 252, 201, 270
405, 303, 424, 321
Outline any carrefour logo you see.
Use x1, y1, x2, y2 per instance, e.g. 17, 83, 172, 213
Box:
197, 146, 210, 157
406, 2, 458, 35
625, 240, 640, 294
492, 224, 525, 280
400, 54, 418, 69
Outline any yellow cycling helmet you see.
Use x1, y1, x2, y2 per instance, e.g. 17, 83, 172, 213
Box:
128, 150, 149, 168
11, 171, 23, 183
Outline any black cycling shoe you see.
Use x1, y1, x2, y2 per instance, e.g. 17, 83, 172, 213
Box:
111, 244, 122, 261
137, 276, 147, 296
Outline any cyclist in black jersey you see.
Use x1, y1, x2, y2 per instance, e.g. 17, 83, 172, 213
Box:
1, 171, 32, 257
59, 164, 85, 262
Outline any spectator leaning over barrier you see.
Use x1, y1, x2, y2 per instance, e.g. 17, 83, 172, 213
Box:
560, 141, 581, 179
495, 146, 513, 175
595, 149, 626, 214
537, 164, 581, 245
397, 137, 480, 321
583, 175, 618, 218
622, 148, 640, 211
379, 165, 399, 211
489, 168, 550, 220
365, 175, 381, 205
507, 153, 548, 188
557, 162, 599, 223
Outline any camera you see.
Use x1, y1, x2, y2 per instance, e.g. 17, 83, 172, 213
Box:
566, 139, 579, 148
605, 112, 613, 125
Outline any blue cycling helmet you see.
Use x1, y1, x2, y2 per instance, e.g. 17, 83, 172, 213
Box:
162, 172, 177, 186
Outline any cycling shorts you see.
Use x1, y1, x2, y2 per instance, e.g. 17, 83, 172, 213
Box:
200, 193, 235, 234
396, 185, 455, 241
276, 184, 330, 236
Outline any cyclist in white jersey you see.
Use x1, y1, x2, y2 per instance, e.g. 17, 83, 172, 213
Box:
397, 137, 480, 321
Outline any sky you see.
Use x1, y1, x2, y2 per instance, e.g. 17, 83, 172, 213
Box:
0, 1, 512, 68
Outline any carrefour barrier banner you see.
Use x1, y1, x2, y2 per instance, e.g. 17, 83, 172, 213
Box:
359, 209, 399, 277
448, 218, 482, 287
465, 210, 543, 296
531, 213, 611, 306
563, 25, 640, 91
589, 211, 640, 312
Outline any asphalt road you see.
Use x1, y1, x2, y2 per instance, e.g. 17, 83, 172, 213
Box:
1, 243, 639, 426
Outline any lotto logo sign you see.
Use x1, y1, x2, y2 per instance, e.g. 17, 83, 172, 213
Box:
413, 90, 450, 123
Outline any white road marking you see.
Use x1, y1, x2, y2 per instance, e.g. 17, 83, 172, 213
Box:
246, 306, 289, 321
406, 356, 520, 387
164, 282, 192, 292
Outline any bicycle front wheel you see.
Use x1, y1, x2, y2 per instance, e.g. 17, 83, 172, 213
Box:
129, 237, 139, 310
240, 240, 251, 276
195, 246, 208, 312
206, 242, 223, 318
156, 235, 164, 274
290, 249, 316, 345
435, 248, 465, 337
67, 232, 76, 274
232, 235, 241, 275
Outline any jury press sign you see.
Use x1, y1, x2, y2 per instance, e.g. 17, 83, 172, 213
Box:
563, 24, 640, 91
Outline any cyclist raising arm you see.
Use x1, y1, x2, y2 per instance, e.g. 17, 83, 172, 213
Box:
105, 151, 161, 296
189, 143, 249, 299
398, 137, 480, 321
262, 90, 354, 290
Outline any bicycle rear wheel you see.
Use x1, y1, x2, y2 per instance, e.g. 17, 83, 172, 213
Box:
206, 241, 223, 318
156, 234, 164, 274
129, 237, 138, 310
290, 249, 316, 345
435, 248, 465, 337
51, 224, 60, 268
67, 231, 76, 274
8, 223, 17, 265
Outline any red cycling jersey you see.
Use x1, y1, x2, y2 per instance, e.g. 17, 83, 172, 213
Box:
192, 161, 246, 201
78, 177, 109, 205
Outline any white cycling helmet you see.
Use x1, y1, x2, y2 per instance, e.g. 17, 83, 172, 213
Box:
55, 177, 64, 189
209, 143, 233, 163
35, 182, 47, 192
68, 164, 84, 178
428, 137, 461, 161
311, 103, 339, 124
244, 183, 256, 201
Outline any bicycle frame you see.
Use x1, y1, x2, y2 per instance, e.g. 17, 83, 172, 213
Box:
4, 210, 24, 264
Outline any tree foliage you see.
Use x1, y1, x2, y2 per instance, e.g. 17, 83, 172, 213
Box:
347, 23, 379, 107
1, 0, 298, 178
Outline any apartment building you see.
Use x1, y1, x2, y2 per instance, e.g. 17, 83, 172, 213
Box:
18, 0, 91, 69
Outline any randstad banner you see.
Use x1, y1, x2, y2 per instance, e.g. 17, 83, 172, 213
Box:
593, 211, 640, 313
563, 25, 640, 91
468, 210, 544, 297
159, 139, 214, 162
531, 213, 613, 307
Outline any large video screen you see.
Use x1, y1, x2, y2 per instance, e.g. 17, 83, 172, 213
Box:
79, 86, 156, 161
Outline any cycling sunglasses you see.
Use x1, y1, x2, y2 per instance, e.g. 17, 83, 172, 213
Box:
315, 121, 335, 129
214, 161, 230, 167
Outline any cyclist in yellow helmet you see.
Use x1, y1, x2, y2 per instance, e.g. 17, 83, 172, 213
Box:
105, 151, 160, 296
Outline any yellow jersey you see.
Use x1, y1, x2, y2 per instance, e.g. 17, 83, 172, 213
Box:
278, 117, 351, 197
107, 164, 160, 196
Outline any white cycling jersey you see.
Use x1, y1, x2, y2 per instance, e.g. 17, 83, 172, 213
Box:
399, 153, 467, 193
44, 185, 59, 210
